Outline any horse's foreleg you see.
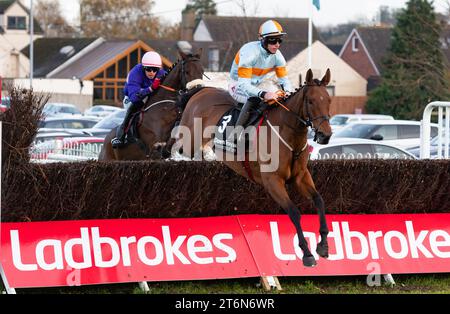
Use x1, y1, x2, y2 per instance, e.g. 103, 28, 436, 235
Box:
261, 174, 316, 267
294, 171, 329, 258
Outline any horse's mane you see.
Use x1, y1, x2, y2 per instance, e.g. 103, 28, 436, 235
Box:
281, 79, 322, 103
159, 54, 200, 84
159, 60, 179, 84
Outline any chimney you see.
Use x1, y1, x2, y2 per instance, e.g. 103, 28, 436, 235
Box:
181, 10, 196, 41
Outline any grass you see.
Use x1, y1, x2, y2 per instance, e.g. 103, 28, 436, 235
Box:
2, 273, 449, 294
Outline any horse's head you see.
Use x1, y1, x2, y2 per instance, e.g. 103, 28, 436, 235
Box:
302, 68, 332, 145
172, 48, 205, 91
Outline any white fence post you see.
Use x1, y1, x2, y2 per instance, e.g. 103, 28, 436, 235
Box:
420, 101, 450, 159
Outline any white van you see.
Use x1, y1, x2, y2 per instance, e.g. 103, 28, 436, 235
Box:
333, 120, 439, 150
330, 114, 394, 131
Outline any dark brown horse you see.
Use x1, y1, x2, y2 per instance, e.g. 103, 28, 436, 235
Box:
98, 50, 205, 161
176, 69, 332, 267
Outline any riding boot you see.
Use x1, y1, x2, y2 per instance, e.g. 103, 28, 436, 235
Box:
111, 105, 136, 148
231, 97, 261, 142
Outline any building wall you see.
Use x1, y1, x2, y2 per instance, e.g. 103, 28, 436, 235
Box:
0, 3, 42, 78
9, 78, 94, 111
193, 21, 213, 41
0, 36, 30, 77
340, 33, 377, 80
287, 41, 367, 96
2, 3, 42, 50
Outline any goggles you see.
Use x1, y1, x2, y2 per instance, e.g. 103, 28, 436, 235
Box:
265, 37, 283, 45
143, 66, 160, 73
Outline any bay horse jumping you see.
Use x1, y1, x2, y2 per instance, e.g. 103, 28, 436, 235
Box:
98, 49, 205, 161
176, 69, 332, 267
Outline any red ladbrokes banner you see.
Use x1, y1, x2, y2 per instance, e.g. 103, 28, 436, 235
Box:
1, 214, 449, 288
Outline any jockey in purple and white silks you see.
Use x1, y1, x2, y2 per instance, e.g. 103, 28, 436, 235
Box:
111, 51, 167, 149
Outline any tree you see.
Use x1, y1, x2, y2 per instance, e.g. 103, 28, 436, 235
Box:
35, 0, 75, 37
80, 0, 164, 39
366, 0, 449, 120
183, 0, 217, 25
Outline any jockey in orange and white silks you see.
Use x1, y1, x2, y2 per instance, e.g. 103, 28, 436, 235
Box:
229, 19, 293, 104
227, 20, 293, 141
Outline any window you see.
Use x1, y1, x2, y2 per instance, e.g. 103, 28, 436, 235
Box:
7, 16, 26, 30
372, 125, 397, 140
352, 36, 359, 52
398, 125, 420, 139
63, 121, 85, 129
326, 86, 335, 96
44, 121, 64, 128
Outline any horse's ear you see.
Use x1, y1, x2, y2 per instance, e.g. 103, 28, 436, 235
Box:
321, 68, 331, 86
178, 49, 187, 60
195, 48, 203, 58
305, 69, 313, 84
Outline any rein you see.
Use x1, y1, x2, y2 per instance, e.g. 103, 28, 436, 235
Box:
273, 84, 329, 130
159, 85, 177, 92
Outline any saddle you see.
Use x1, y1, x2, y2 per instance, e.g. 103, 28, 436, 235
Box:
213, 102, 268, 154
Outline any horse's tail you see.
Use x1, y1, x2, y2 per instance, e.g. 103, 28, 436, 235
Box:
176, 86, 206, 111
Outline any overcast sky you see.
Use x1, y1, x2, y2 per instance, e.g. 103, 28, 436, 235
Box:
48, 0, 450, 27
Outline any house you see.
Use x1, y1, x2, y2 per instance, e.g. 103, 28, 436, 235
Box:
0, 0, 43, 77
21, 38, 176, 107
185, 15, 321, 72
339, 26, 392, 88
339, 25, 450, 91
287, 41, 368, 115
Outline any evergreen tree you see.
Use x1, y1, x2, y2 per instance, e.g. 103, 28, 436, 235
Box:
366, 0, 449, 120
183, 0, 217, 25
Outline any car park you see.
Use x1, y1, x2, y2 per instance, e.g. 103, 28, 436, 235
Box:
332, 120, 439, 150
84, 105, 122, 118
42, 102, 82, 117
308, 138, 417, 160
407, 133, 450, 159
330, 114, 394, 131
34, 130, 93, 144
38, 116, 101, 131
80, 109, 126, 138
0, 96, 10, 112
30, 136, 104, 161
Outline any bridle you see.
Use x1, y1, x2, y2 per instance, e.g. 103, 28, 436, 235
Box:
274, 84, 330, 134
160, 56, 203, 93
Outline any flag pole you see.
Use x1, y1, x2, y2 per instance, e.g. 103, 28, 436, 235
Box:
308, 0, 313, 69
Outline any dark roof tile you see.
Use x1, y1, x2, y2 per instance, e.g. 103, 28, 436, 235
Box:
200, 15, 322, 43
356, 27, 392, 72
21, 37, 99, 77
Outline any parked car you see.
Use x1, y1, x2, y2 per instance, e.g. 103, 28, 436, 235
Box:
0, 96, 10, 112
38, 116, 101, 131
332, 120, 439, 150
330, 114, 394, 131
34, 130, 93, 144
30, 136, 104, 160
407, 134, 450, 159
80, 109, 126, 138
308, 138, 417, 160
84, 105, 122, 118
42, 102, 82, 117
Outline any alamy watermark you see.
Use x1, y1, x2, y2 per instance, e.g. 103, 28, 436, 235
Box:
171, 118, 283, 172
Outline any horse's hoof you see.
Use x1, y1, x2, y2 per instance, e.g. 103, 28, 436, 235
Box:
302, 255, 317, 267
316, 243, 329, 258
